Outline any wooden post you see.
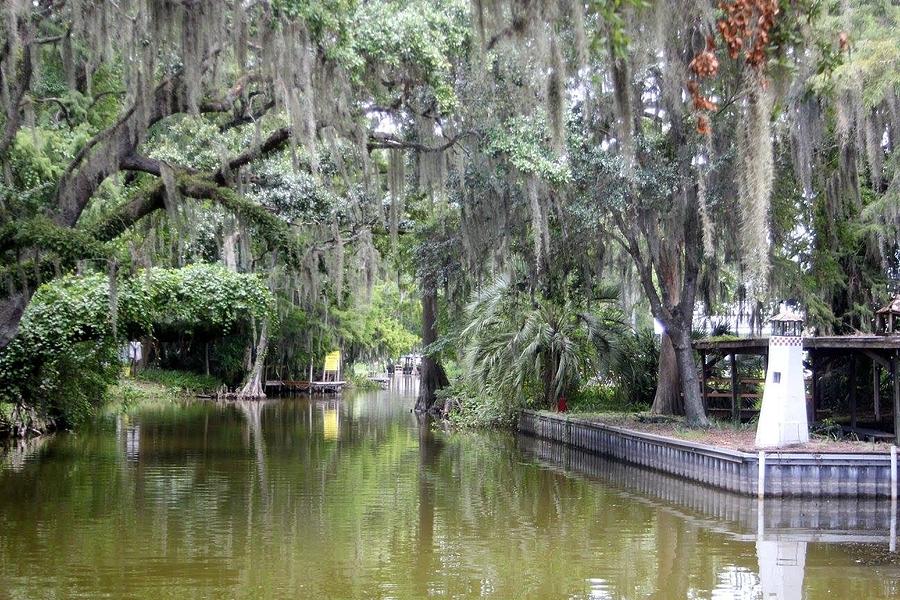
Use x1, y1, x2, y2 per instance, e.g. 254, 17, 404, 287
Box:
730, 352, 740, 424
700, 351, 708, 412
850, 354, 858, 429
808, 354, 817, 424
893, 355, 900, 446
875, 363, 882, 422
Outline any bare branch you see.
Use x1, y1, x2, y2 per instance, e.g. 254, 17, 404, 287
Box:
120, 153, 163, 176
367, 131, 475, 153
217, 127, 291, 182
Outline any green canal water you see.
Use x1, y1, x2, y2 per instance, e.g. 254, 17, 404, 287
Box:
2, 383, 900, 599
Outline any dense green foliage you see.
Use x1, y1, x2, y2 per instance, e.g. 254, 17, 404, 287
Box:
0, 264, 273, 427
462, 276, 620, 408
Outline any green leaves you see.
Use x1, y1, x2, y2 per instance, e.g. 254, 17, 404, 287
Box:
461, 274, 620, 409
488, 115, 570, 184
352, 0, 470, 112
119, 263, 275, 338
329, 282, 419, 360
0, 264, 275, 421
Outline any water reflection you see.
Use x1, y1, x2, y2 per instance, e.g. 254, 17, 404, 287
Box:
0, 387, 898, 599
519, 435, 900, 599
757, 540, 805, 599
415, 414, 442, 597
322, 406, 340, 441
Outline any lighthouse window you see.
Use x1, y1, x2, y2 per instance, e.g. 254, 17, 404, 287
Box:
773, 372, 781, 383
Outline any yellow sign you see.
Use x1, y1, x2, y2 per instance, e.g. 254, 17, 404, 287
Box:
323, 351, 341, 373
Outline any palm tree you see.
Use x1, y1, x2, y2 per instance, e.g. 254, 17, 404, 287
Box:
462, 275, 620, 408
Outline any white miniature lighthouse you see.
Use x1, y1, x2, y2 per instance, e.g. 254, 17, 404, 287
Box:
755, 307, 809, 448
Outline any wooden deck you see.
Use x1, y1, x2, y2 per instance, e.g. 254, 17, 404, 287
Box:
309, 380, 346, 393
694, 335, 900, 352
693, 334, 900, 443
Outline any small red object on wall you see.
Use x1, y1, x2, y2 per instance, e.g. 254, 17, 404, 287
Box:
557, 396, 568, 413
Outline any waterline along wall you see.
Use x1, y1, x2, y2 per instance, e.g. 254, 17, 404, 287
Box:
518, 411, 899, 498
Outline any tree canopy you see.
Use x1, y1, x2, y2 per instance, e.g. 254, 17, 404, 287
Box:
1, 0, 898, 429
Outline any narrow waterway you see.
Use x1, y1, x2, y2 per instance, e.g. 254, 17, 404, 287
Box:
1, 381, 899, 599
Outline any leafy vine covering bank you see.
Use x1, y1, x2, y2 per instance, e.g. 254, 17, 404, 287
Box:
0, 264, 273, 435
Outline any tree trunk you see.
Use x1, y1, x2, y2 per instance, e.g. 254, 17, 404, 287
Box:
651, 239, 683, 415
0, 292, 28, 352
671, 326, 708, 426
651, 333, 683, 415
239, 319, 268, 399
414, 413, 441, 595
415, 273, 448, 413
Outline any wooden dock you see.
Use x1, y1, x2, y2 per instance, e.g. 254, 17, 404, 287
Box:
264, 380, 345, 394
309, 380, 346, 393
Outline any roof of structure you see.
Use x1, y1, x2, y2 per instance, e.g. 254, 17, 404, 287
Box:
876, 294, 900, 315
693, 335, 900, 353
769, 307, 804, 323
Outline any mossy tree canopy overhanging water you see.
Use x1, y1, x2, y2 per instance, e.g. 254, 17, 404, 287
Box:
1, 0, 898, 429
0, 0, 470, 344
0, 0, 457, 422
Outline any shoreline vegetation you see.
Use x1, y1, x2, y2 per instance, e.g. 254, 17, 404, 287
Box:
1, 369, 219, 441
1, 367, 388, 442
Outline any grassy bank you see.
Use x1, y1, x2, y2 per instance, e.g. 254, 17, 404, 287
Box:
109, 369, 222, 414
134, 368, 222, 393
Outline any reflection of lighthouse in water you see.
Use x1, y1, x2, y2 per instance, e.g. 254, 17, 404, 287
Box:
757, 539, 807, 600
756, 307, 809, 448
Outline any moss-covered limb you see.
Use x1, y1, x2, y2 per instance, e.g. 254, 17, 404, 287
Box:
0, 39, 33, 159
5, 181, 164, 272
178, 175, 305, 267
53, 73, 234, 228
0, 218, 109, 302
218, 127, 291, 182
89, 181, 166, 242
14, 216, 108, 262
0, 171, 292, 352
